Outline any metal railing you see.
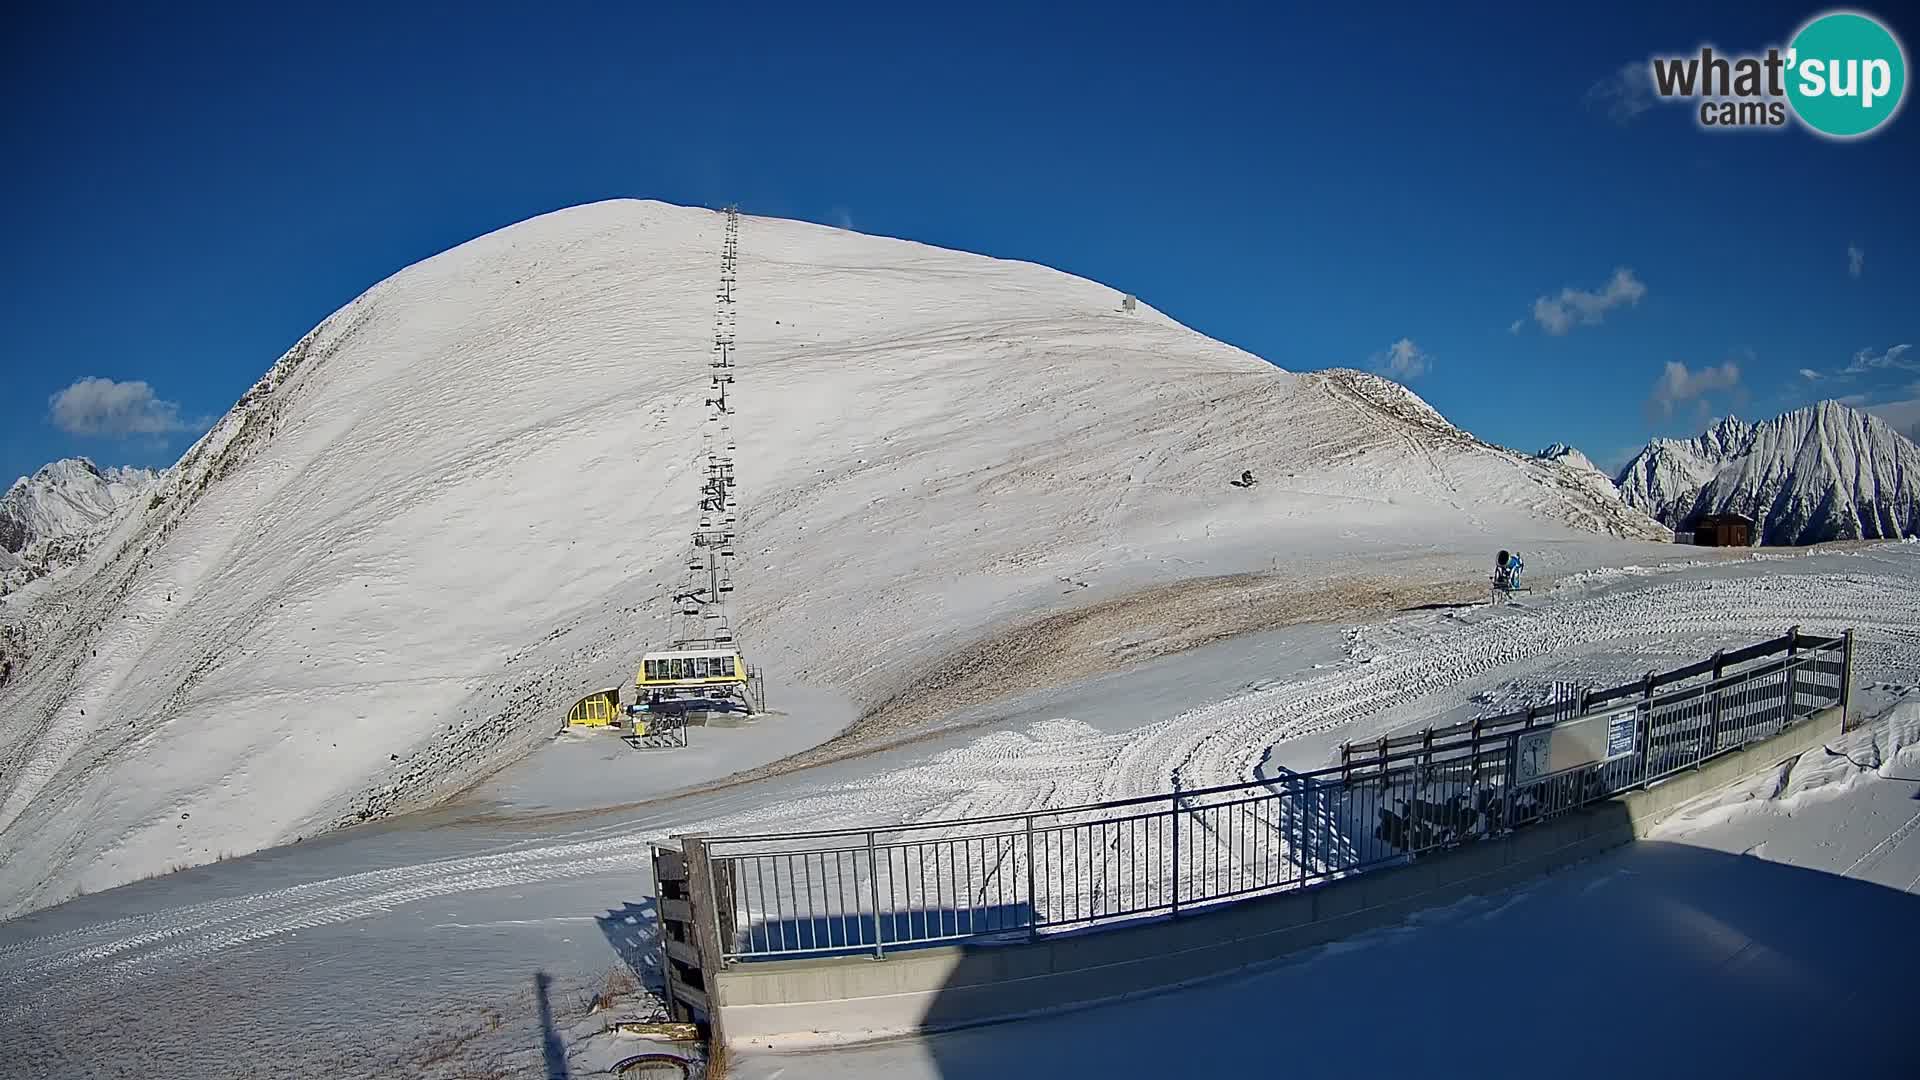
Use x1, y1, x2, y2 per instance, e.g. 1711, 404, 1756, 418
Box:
683, 629, 1851, 962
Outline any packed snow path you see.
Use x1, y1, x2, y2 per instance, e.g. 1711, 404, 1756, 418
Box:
2, 550, 1917, 1078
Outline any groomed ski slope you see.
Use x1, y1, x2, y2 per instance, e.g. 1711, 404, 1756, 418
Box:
0, 200, 1662, 915
0, 549, 1915, 1079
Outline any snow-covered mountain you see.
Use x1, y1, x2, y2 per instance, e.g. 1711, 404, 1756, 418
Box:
1536, 443, 1604, 477
0, 200, 1666, 913
1615, 417, 1753, 524
1531, 441, 1642, 515
1616, 403, 1920, 545
0, 459, 161, 595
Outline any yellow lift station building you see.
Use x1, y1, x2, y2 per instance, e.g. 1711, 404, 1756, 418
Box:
565, 687, 623, 728
634, 647, 754, 715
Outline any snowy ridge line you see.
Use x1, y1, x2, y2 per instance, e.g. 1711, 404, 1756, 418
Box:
1617, 402, 1920, 544
1316, 372, 1664, 541
0, 459, 163, 596
3, 564, 1914, 1009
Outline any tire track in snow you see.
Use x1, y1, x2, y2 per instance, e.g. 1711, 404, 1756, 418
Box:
1839, 806, 1920, 881
3, 566, 1916, 1011
1100, 571, 1917, 809
0, 828, 665, 1014
0, 722, 1112, 1008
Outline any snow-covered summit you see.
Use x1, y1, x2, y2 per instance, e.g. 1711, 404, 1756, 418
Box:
1317, 369, 1453, 431
0, 199, 1666, 913
1536, 443, 1605, 477
0, 458, 161, 595
1529, 441, 1641, 519
1, 458, 157, 553
1616, 401, 1920, 545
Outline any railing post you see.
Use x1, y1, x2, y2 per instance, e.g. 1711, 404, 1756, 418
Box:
1785, 626, 1801, 726
866, 830, 884, 960
1169, 776, 1182, 916
1303, 772, 1320, 880
1516, 707, 1537, 823
652, 842, 697, 1023
678, 835, 729, 1041
1707, 649, 1725, 758
1640, 670, 1657, 787
1842, 629, 1856, 728
1024, 813, 1038, 940
1469, 718, 1482, 839
1376, 735, 1392, 856
1413, 728, 1436, 852
1501, 733, 1517, 834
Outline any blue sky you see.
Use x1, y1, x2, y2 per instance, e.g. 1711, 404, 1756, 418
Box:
3, 1, 1916, 485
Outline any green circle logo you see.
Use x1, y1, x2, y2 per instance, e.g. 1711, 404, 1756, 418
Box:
1787, 11, 1907, 138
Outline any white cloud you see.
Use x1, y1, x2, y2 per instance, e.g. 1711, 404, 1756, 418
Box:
1586, 62, 1656, 124
1508, 319, 1525, 335
1848, 244, 1864, 279
1646, 359, 1741, 419
1864, 396, 1920, 442
1798, 368, 1822, 381
1841, 343, 1914, 374
48, 377, 192, 438
1527, 267, 1647, 335
1369, 337, 1430, 379
1856, 381, 1920, 441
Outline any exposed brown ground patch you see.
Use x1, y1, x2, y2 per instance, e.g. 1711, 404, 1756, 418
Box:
847, 571, 1472, 745
448, 569, 1483, 829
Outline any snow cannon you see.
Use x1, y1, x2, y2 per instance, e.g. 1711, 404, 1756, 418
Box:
1491, 550, 1527, 605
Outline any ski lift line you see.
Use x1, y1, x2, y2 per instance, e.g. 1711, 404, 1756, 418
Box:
661, 203, 755, 676
668, 215, 740, 649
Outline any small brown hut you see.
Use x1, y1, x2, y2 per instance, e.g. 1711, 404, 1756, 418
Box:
1691, 513, 1754, 547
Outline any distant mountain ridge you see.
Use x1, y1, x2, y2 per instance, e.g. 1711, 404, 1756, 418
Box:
1615, 402, 1920, 545
1536, 442, 1604, 476
1, 459, 161, 594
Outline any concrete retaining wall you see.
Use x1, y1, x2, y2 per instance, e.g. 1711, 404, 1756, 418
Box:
711, 705, 1844, 1049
